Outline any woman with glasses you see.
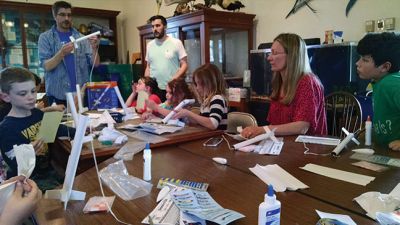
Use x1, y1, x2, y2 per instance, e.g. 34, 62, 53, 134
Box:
242, 33, 327, 137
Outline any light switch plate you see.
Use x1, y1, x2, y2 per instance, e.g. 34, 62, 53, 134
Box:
384, 17, 395, 30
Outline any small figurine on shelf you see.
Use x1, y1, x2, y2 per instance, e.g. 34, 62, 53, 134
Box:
164, 0, 195, 16
217, 0, 245, 12
174, 2, 191, 16
156, 0, 162, 15
193, 0, 217, 10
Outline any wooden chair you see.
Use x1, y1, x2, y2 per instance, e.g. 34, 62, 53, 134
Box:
325, 91, 363, 138
227, 112, 258, 133
131, 52, 141, 64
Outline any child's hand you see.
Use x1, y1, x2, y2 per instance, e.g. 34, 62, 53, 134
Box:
131, 83, 137, 93
141, 112, 156, 120
145, 99, 158, 111
389, 140, 400, 151
51, 104, 66, 112
0, 179, 41, 225
32, 139, 46, 155
172, 109, 190, 119
36, 101, 45, 109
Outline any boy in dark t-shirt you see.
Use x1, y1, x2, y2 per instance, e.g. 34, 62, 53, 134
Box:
0, 67, 74, 190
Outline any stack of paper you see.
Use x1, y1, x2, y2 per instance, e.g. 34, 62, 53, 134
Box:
142, 188, 244, 225
249, 164, 308, 192
120, 123, 183, 135
300, 163, 375, 186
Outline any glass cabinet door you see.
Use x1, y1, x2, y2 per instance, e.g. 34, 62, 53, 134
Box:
23, 12, 53, 77
182, 25, 201, 81
0, 9, 23, 69
210, 28, 248, 77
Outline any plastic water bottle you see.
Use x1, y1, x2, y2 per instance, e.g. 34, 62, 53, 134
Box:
259, 185, 281, 225
365, 115, 372, 146
143, 143, 152, 181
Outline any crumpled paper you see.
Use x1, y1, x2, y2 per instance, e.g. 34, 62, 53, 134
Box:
98, 127, 128, 144
354, 191, 400, 219
14, 144, 36, 178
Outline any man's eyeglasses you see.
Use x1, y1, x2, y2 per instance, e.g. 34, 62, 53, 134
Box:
57, 13, 72, 18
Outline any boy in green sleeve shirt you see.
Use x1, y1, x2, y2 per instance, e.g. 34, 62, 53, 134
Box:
356, 32, 400, 150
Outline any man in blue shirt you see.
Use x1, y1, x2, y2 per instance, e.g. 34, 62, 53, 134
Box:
38, 1, 100, 105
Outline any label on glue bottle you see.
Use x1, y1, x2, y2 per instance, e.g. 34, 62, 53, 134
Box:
259, 185, 281, 225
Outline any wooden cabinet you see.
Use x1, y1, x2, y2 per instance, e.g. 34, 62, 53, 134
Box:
137, 9, 255, 79
0, 1, 119, 76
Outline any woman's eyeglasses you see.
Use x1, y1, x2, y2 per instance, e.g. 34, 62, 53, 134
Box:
270, 51, 286, 56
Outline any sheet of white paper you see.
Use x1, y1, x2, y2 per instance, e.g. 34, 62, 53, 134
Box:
316, 210, 357, 225
141, 196, 180, 225
120, 123, 183, 135
122, 130, 169, 144
249, 164, 308, 192
86, 113, 102, 119
180, 211, 206, 225
146, 117, 163, 124
171, 188, 245, 224
37, 111, 63, 143
300, 163, 375, 186
90, 110, 116, 128
0, 181, 16, 214
36, 92, 46, 100
389, 183, 400, 198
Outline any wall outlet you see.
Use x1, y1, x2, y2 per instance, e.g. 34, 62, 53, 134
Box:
365, 20, 375, 32
376, 19, 385, 31
384, 17, 395, 30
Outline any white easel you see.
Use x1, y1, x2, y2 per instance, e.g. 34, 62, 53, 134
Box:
44, 115, 93, 209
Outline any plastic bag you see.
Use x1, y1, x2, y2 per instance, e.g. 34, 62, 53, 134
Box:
113, 141, 146, 161
99, 160, 152, 201
376, 210, 400, 225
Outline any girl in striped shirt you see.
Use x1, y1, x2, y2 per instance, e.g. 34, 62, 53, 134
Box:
172, 63, 228, 130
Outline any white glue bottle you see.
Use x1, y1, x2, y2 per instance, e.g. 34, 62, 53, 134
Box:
143, 143, 152, 181
365, 115, 372, 146
259, 185, 281, 225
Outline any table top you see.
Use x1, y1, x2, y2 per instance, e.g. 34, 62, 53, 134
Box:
57, 118, 223, 159
36, 145, 376, 225
178, 135, 400, 217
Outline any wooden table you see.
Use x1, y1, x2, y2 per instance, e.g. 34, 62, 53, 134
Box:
36, 146, 376, 225
178, 135, 399, 219
51, 119, 222, 174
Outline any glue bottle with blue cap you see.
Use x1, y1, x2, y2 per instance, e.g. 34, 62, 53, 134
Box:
143, 143, 152, 181
259, 184, 281, 225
